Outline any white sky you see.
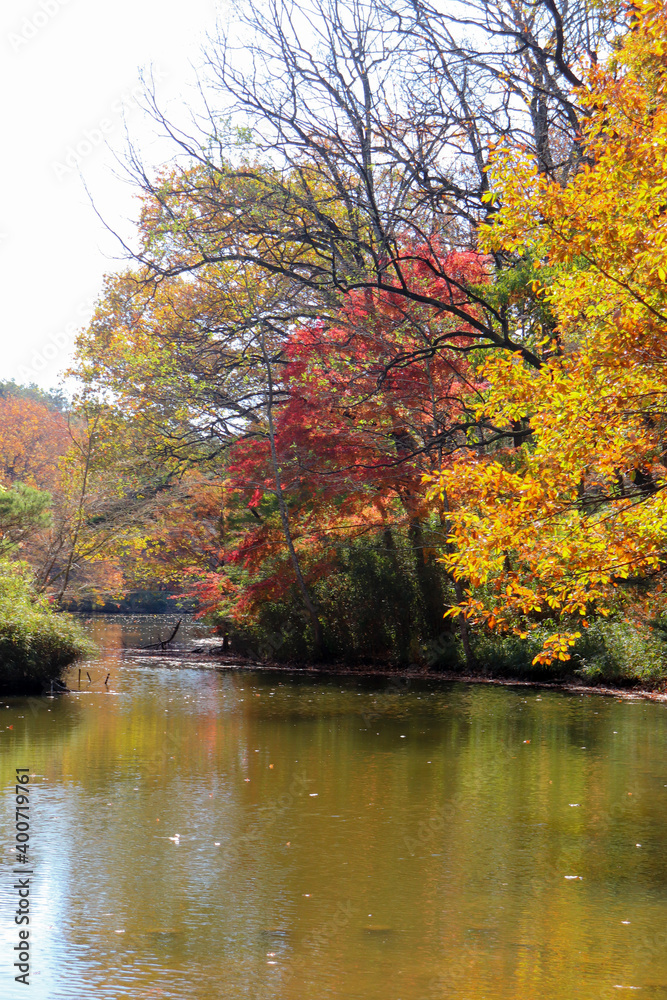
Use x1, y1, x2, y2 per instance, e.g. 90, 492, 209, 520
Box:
1, 0, 227, 391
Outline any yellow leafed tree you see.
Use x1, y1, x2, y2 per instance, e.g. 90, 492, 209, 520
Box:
426, 0, 667, 663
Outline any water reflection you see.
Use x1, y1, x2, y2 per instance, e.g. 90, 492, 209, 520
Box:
77, 613, 213, 654
0, 619, 666, 999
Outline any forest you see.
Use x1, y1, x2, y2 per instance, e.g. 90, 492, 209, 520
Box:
3, 0, 667, 689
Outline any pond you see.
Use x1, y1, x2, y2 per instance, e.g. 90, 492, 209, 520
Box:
1, 616, 666, 999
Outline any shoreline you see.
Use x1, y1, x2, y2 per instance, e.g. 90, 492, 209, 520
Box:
123, 647, 667, 703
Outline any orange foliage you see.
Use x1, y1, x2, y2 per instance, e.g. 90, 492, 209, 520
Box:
0, 396, 69, 490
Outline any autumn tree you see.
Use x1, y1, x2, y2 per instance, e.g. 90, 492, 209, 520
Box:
74, 260, 331, 645
75, 229, 487, 657
70, 0, 646, 665
0, 384, 187, 607
0, 392, 70, 489
123, 0, 625, 386
428, 0, 667, 664
196, 246, 487, 653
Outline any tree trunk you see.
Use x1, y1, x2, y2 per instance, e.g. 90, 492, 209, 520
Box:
408, 518, 451, 641
260, 329, 323, 659
55, 412, 99, 608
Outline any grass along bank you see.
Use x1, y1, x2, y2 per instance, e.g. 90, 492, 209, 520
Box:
0, 563, 93, 694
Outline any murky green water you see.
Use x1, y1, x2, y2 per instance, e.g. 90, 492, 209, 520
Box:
1, 617, 666, 999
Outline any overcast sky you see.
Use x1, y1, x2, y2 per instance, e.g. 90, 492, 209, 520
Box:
1, 0, 228, 391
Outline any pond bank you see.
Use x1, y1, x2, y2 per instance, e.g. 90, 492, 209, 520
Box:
123, 644, 667, 703
0, 571, 93, 694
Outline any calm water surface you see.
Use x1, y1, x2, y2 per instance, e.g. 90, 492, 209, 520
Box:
1, 616, 666, 999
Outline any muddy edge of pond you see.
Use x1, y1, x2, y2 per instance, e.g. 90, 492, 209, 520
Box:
121, 648, 667, 703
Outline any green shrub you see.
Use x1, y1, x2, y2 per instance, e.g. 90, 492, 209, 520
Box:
471, 627, 554, 679
572, 619, 666, 687
211, 527, 667, 688
217, 533, 459, 667
0, 564, 93, 694
471, 618, 667, 688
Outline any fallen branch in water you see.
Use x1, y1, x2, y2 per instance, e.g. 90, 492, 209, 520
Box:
139, 619, 182, 650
